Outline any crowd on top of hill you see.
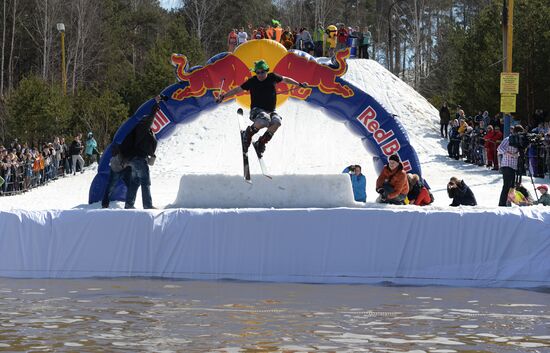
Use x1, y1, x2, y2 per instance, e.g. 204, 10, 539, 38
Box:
227, 20, 372, 59
0, 132, 100, 196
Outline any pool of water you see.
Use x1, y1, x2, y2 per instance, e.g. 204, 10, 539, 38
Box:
0, 279, 548, 352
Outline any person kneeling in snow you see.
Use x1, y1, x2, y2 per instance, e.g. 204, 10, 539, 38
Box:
447, 177, 477, 206
342, 164, 366, 202
534, 184, 550, 206
507, 182, 534, 206
406, 174, 433, 206
375, 154, 409, 205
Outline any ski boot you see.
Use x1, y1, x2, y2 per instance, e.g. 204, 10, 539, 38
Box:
253, 141, 266, 158
241, 125, 257, 152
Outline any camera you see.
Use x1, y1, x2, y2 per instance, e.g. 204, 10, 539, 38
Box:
509, 132, 540, 149
447, 182, 457, 199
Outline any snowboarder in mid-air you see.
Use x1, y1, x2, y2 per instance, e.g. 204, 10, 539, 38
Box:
216, 59, 306, 158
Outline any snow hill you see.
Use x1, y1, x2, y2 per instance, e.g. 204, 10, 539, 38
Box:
1, 58, 548, 210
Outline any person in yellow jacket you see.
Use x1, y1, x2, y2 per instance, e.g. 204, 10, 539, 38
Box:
326, 24, 337, 56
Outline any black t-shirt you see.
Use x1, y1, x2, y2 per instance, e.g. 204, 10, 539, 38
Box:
241, 73, 283, 112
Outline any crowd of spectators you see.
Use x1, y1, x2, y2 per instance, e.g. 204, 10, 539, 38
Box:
0, 132, 100, 196
227, 20, 372, 59
440, 104, 550, 180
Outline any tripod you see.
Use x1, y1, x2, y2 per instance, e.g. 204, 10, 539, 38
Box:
516, 147, 540, 202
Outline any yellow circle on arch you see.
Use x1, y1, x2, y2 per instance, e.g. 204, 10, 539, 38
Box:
232, 39, 289, 108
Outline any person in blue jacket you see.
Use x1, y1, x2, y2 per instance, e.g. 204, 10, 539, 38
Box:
343, 164, 366, 202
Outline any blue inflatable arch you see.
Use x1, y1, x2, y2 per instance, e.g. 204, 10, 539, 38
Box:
88, 48, 422, 204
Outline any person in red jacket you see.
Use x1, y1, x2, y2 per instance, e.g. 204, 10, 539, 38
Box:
336, 23, 349, 51
375, 154, 409, 205
484, 125, 502, 170
406, 173, 433, 206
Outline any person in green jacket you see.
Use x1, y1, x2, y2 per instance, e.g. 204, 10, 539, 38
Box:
312, 24, 325, 57
359, 26, 372, 59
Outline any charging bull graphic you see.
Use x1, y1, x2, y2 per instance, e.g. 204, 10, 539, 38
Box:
274, 48, 354, 100
88, 39, 421, 204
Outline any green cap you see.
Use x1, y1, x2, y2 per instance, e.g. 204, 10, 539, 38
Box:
252, 60, 269, 73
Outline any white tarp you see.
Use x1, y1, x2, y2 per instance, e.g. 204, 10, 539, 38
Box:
0, 207, 549, 288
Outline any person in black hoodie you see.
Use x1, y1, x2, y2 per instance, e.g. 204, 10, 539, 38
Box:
447, 176, 477, 206
124, 96, 161, 209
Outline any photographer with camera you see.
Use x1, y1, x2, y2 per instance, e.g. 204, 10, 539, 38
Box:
497, 125, 524, 206
342, 164, 366, 202
447, 177, 477, 207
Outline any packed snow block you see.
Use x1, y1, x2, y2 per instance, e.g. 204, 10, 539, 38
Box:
170, 174, 359, 208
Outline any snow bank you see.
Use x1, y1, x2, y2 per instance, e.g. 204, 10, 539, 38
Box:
169, 174, 360, 208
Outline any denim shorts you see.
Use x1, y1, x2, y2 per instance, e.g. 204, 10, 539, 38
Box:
250, 107, 282, 127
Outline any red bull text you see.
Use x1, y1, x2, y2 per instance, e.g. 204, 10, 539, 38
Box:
356, 105, 411, 172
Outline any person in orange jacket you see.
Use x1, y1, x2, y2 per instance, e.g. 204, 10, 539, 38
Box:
375, 154, 409, 204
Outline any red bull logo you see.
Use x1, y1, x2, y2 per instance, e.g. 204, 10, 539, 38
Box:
170, 54, 251, 101
356, 105, 411, 172
151, 109, 170, 135
273, 48, 354, 100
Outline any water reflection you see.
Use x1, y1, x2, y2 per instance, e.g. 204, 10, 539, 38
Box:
0, 279, 548, 352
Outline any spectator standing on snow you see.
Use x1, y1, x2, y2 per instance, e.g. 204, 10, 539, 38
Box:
375, 154, 409, 205
227, 29, 238, 52
497, 125, 523, 207
124, 96, 161, 209
342, 164, 366, 202
359, 26, 372, 59
447, 177, 477, 206
237, 27, 248, 46
85, 132, 100, 165
484, 125, 502, 170
52, 136, 61, 178
69, 133, 85, 175
313, 23, 325, 57
336, 23, 349, 51
439, 102, 451, 139
447, 119, 461, 160
297, 27, 314, 54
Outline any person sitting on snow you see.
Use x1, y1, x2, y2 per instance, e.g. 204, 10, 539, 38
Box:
406, 173, 433, 206
447, 177, 477, 206
342, 164, 366, 202
507, 182, 534, 206
375, 154, 409, 205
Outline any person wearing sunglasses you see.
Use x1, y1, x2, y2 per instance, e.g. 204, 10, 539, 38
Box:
216, 59, 306, 158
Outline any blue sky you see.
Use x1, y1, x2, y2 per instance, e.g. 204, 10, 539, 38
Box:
160, 0, 180, 10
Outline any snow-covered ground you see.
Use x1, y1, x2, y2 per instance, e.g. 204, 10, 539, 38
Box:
1, 58, 548, 211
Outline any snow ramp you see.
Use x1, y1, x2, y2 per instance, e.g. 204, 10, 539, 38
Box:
168, 174, 360, 208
